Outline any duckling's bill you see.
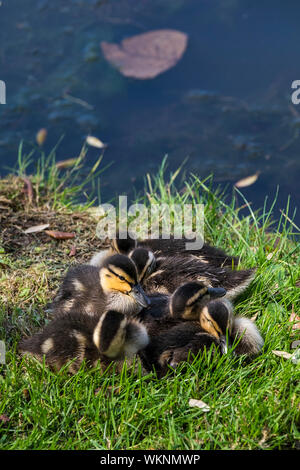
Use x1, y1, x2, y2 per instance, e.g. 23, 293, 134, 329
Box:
129, 284, 150, 308
207, 287, 227, 298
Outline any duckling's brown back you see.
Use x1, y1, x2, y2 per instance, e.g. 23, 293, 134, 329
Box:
48, 264, 106, 317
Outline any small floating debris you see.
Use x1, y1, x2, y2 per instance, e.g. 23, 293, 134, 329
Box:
36, 128, 47, 146
235, 172, 260, 188
86, 135, 107, 149
56, 158, 80, 169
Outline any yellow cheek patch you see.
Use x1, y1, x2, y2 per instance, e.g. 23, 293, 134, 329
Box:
107, 265, 135, 285
200, 307, 222, 339
104, 276, 131, 293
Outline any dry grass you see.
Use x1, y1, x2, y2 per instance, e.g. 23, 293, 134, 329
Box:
0, 176, 107, 340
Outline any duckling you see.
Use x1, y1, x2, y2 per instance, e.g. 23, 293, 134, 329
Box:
137, 285, 263, 376
137, 284, 228, 375
155, 300, 264, 374
91, 236, 236, 268
90, 236, 255, 300
89, 241, 156, 281
128, 247, 156, 283
19, 309, 149, 374
89, 238, 136, 267
49, 254, 150, 318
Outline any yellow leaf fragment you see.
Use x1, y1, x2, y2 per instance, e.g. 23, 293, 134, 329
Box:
56, 158, 79, 169
86, 136, 107, 149
235, 172, 259, 188
36, 128, 47, 146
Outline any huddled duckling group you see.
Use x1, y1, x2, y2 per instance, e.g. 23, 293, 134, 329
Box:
19, 236, 264, 376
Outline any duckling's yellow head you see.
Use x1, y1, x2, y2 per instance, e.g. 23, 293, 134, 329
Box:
129, 247, 156, 283
170, 281, 226, 321
199, 298, 234, 348
100, 254, 150, 310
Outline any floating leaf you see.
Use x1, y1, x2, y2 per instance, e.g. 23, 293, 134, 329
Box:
86, 135, 107, 149
24, 223, 50, 234
235, 172, 259, 188
56, 158, 79, 169
45, 230, 75, 240
101, 29, 188, 80
36, 128, 47, 146
188, 399, 210, 412
272, 350, 292, 360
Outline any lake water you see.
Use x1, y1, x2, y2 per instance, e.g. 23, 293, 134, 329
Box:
0, 0, 299, 227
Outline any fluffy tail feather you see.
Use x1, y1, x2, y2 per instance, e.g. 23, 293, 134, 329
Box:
230, 316, 264, 356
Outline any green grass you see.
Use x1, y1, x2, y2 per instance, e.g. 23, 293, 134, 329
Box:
0, 148, 299, 450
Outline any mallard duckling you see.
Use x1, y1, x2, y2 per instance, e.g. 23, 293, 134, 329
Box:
19, 309, 149, 374
128, 247, 156, 283
156, 302, 264, 374
49, 254, 150, 318
90, 236, 255, 299
137, 287, 263, 375
89, 238, 136, 267
138, 281, 226, 327
90, 243, 156, 284
138, 286, 228, 375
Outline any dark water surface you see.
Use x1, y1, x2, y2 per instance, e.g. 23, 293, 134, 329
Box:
0, 0, 299, 226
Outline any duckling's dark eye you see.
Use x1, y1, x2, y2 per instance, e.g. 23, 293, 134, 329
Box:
119, 275, 125, 281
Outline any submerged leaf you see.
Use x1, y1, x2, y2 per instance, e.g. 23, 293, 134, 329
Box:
101, 29, 188, 79
235, 173, 259, 188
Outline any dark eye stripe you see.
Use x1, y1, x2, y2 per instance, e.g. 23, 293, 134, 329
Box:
107, 267, 134, 288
